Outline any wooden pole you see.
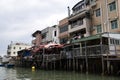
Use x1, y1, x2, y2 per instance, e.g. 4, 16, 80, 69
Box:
101, 34, 104, 75
107, 32, 110, 74
60, 53, 62, 70
85, 41, 88, 74
42, 48, 45, 69
80, 43, 82, 55
72, 44, 75, 71
69, 59, 71, 70
76, 58, 78, 71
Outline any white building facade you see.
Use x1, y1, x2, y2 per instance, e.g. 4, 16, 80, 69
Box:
52, 25, 59, 44
41, 25, 59, 44
7, 43, 31, 57
41, 27, 54, 43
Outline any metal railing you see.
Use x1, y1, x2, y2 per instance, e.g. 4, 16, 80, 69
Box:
72, 45, 109, 57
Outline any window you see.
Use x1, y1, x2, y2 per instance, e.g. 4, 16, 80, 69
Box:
111, 20, 118, 29
19, 47, 21, 50
13, 47, 16, 49
71, 21, 78, 28
95, 8, 101, 17
116, 40, 119, 45
13, 52, 16, 54
110, 39, 114, 44
54, 31, 57, 37
78, 19, 83, 25
60, 25, 68, 33
91, 0, 94, 2
71, 19, 83, 28
8, 45, 11, 49
96, 25, 102, 33
110, 39, 120, 45
7, 52, 11, 55
42, 33, 47, 39
73, 4, 85, 13
109, 1, 116, 11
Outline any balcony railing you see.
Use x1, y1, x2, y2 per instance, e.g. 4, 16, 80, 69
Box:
61, 45, 110, 59
69, 6, 90, 19
69, 18, 88, 33
90, 1, 97, 8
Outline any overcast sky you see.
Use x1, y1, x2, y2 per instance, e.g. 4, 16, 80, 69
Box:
0, 0, 80, 56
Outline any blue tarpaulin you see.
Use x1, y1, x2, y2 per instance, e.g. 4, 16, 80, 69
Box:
23, 50, 31, 57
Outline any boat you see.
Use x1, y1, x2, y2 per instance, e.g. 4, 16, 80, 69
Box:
5, 63, 14, 68
2, 56, 15, 68
0, 63, 4, 67
5, 59, 15, 68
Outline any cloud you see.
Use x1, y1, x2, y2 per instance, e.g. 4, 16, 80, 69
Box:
0, 0, 80, 56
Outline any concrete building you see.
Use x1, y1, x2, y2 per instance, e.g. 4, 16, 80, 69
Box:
59, 17, 69, 44
41, 26, 60, 44
68, 0, 91, 39
68, 0, 120, 40
32, 30, 42, 46
32, 26, 59, 45
7, 42, 31, 57
41, 27, 54, 43
32, 0, 120, 45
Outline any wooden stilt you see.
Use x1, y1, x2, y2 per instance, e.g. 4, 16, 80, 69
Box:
69, 59, 71, 70
85, 42, 88, 74
80, 64, 83, 73
76, 58, 78, 71
107, 61, 110, 74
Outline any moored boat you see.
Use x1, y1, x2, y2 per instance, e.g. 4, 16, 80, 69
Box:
0, 63, 4, 67
5, 64, 14, 68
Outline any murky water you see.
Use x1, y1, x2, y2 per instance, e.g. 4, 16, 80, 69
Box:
0, 67, 119, 80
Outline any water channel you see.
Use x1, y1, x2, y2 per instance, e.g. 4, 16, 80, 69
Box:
0, 67, 119, 80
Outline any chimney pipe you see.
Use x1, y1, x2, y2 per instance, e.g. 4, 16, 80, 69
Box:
67, 6, 70, 17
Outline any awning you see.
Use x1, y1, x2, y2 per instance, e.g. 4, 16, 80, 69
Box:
71, 34, 102, 43
102, 33, 120, 39
71, 32, 120, 43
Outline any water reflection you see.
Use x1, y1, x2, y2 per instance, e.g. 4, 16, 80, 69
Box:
0, 67, 119, 80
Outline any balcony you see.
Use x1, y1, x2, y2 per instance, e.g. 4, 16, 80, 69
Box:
91, 2, 96, 7
69, 18, 90, 34
69, 7, 90, 21
90, 1, 97, 8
